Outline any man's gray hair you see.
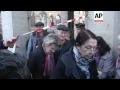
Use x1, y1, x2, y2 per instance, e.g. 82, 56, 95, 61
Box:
43, 33, 59, 46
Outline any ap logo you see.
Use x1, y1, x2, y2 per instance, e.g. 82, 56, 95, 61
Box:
94, 11, 103, 22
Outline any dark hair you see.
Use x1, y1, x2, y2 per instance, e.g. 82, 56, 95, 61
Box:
35, 22, 44, 27
97, 36, 111, 56
75, 29, 97, 46
75, 23, 85, 28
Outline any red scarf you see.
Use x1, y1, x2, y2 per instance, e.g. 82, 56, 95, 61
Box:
43, 54, 55, 78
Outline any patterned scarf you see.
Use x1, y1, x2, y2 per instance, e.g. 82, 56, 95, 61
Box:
73, 46, 94, 79
43, 54, 55, 79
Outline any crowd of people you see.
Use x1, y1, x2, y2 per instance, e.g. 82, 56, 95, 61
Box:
0, 21, 120, 79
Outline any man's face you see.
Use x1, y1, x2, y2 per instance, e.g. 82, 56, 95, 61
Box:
44, 44, 58, 55
76, 27, 81, 31
57, 30, 67, 41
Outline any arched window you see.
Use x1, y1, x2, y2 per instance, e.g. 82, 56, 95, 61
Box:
29, 11, 35, 26
56, 14, 61, 24
50, 15, 54, 26
39, 12, 47, 26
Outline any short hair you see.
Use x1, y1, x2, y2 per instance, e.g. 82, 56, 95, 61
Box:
97, 36, 111, 56
43, 33, 59, 46
57, 24, 69, 31
35, 22, 44, 27
75, 29, 97, 46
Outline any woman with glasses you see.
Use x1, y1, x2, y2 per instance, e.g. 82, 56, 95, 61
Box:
27, 33, 59, 79
94, 36, 115, 79
53, 29, 98, 79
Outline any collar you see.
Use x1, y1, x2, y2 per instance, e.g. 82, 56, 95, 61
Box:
59, 40, 66, 46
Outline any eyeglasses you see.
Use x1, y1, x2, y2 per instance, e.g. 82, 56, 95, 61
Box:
84, 46, 97, 52
48, 46, 58, 52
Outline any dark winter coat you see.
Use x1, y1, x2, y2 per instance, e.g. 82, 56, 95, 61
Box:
53, 47, 98, 79
54, 40, 73, 64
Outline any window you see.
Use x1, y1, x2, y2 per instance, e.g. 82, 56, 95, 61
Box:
56, 14, 61, 24
39, 12, 47, 26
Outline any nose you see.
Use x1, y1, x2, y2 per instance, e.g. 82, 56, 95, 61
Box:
61, 33, 66, 36
89, 50, 96, 56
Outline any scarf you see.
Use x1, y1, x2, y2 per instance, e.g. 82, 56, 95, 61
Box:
73, 46, 94, 79
43, 54, 55, 79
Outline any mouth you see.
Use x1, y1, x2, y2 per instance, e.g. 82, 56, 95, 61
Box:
85, 55, 92, 59
60, 37, 65, 39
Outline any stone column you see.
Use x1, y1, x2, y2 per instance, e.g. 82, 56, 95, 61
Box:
61, 11, 68, 26
1, 11, 29, 58
85, 11, 119, 60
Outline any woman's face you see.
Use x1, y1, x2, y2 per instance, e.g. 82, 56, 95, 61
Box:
77, 38, 97, 59
44, 44, 58, 55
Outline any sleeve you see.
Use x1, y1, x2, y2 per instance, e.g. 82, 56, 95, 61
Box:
27, 50, 38, 78
90, 60, 99, 79
68, 41, 73, 48
53, 59, 66, 79
99, 53, 115, 79
0, 40, 8, 49
27, 36, 33, 59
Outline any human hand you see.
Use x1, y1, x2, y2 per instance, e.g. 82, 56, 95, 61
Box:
3, 35, 21, 48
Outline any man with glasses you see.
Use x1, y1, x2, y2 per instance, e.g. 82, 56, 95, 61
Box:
27, 33, 59, 79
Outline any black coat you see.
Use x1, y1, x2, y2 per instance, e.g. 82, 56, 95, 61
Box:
54, 40, 73, 63
27, 45, 58, 79
53, 47, 98, 79
27, 45, 46, 79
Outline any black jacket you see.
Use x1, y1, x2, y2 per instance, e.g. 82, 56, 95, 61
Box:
0, 50, 22, 79
53, 47, 98, 79
27, 45, 46, 79
54, 40, 73, 63
27, 45, 58, 79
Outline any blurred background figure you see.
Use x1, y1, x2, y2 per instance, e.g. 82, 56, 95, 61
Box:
94, 36, 115, 79
74, 23, 85, 40
115, 35, 120, 79
27, 22, 45, 59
